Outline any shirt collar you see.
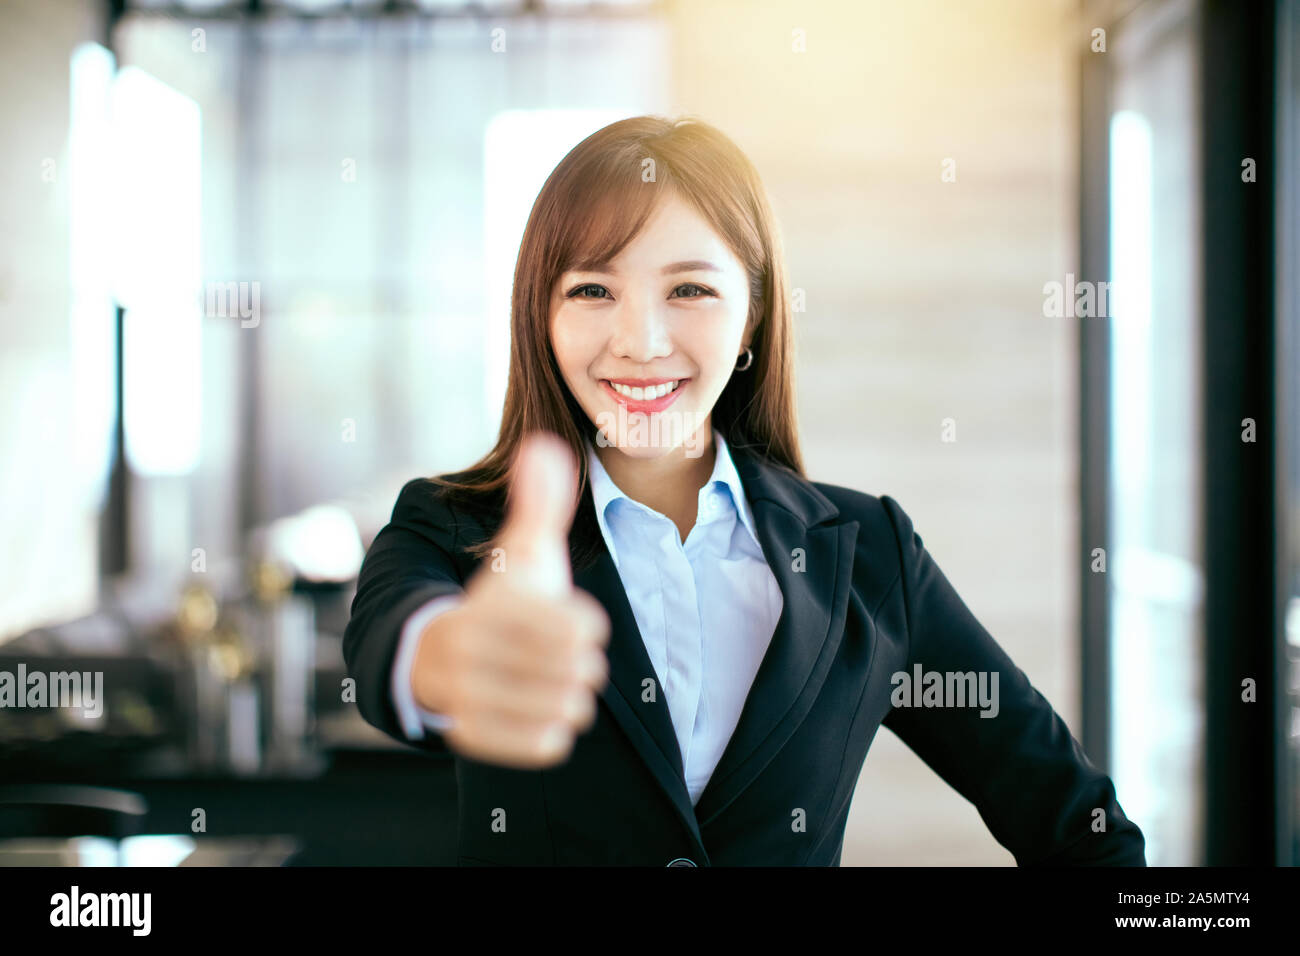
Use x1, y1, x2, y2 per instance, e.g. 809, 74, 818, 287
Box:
584, 427, 762, 566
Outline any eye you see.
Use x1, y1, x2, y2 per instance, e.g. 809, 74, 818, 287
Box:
670, 283, 717, 299
566, 283, 610, 299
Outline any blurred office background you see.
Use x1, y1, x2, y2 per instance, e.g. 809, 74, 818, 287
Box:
0, 0, 1294, 866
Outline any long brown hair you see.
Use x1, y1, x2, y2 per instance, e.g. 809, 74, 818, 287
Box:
431, 114, 804, 571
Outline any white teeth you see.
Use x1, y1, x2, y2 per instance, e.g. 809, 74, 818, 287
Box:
609, 380, 679, 400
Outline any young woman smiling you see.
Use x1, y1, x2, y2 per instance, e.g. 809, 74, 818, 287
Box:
342, 115, 1146, 867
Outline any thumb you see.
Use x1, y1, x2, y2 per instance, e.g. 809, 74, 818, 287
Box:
494, 432, 579, 594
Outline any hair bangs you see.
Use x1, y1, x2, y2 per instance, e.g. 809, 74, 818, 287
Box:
555, 152, 676, 277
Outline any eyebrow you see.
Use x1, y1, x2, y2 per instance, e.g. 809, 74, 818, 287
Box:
569, 260, 723, 276
661, 260, 722, 275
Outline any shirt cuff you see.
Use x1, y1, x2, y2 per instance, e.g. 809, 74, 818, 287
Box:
391, 593, 465, 740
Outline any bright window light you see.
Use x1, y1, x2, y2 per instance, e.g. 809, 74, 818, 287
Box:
110, 67, 203, 476
68, 43, 118, 506
1107, 107, 1158, 858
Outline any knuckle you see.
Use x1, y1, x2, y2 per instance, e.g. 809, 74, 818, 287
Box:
568, 658, 594, 686
560, 688, 592, 725
586, 650, 609, 687
527, 723, 570, 761
569, 690, 596, 728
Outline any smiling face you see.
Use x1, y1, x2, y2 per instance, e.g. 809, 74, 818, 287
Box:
549, 190, 754, 460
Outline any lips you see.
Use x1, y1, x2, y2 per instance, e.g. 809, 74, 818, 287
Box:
599, 378, 689, 413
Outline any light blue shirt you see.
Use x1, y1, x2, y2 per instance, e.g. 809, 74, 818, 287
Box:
391, 428, 784, 806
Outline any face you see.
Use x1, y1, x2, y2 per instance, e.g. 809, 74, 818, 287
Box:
549, 191, 754, 460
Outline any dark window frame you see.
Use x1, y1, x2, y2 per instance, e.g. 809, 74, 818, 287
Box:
1078, 0, 1283, 865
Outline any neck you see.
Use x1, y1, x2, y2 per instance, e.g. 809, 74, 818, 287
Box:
594, 425, 717, 540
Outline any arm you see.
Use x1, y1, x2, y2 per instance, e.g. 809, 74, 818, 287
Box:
877, 496, 1146, 865
343, 479, 472, 754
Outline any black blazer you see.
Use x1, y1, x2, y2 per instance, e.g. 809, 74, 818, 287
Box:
343, 444, 1146, 866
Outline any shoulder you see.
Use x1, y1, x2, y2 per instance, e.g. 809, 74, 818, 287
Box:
807, 479, 920, 546
389, 473, 500, 553
804, 478, 934, 604
734, 446, 924, 563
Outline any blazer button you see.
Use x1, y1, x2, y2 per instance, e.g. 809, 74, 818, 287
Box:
666, 858, 696, 867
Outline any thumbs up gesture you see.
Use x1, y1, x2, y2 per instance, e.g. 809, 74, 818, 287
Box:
409, 432, 612, 768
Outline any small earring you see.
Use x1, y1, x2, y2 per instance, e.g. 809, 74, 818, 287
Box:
734, 346, 753, 371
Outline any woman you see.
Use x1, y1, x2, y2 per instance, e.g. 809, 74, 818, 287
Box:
342, 115, 1146, 867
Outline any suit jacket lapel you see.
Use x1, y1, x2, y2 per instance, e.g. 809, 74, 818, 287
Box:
693, 445, 859, 827
572, 540, 705, 855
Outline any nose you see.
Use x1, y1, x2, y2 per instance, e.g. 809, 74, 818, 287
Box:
608, 294, 672, 364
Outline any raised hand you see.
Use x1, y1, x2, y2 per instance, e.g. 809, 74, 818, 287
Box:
409, 432, 611, 768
